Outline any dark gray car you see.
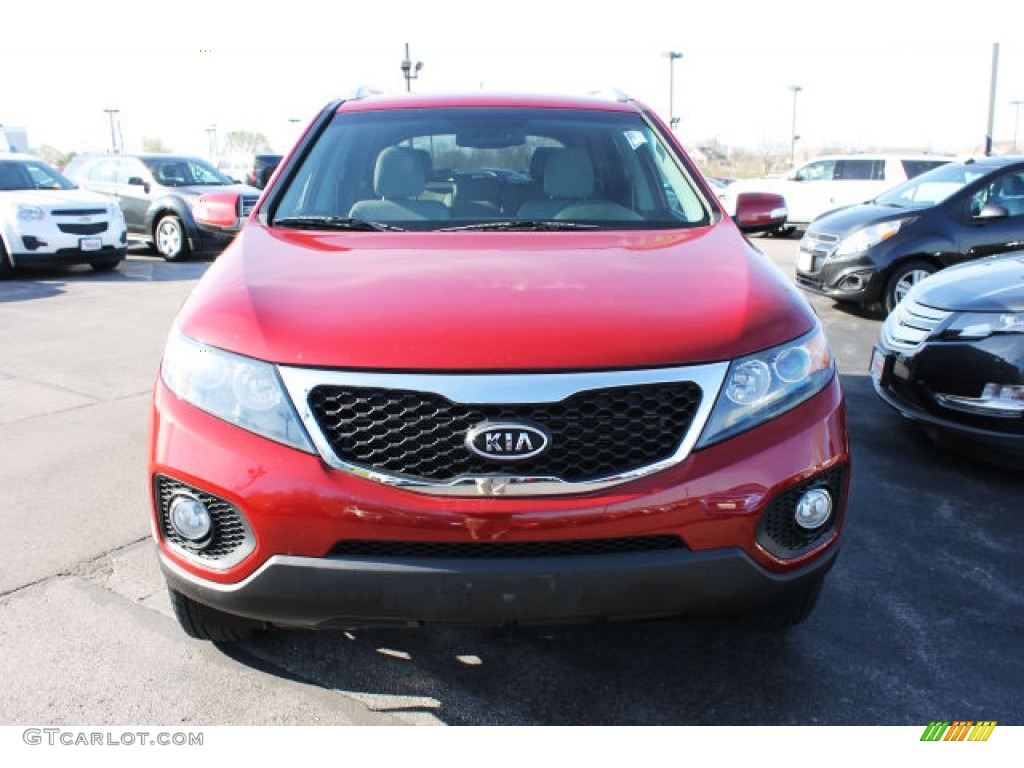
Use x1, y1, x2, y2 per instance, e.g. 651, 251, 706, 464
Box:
65, 153, 260, 260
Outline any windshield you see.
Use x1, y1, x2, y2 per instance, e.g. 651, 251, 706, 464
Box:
0, 159, 77, 191
875, 163, 987, 209
272, 106, 711, 231
143, 157, 234, 187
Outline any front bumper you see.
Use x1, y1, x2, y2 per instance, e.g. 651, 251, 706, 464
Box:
150, 374, 849, 626
160, 543, 838, 628
12, 244, 126, 267
871, 342, 1024, 460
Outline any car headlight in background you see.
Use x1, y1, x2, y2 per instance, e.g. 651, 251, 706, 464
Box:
697, 325, 835, 448
161, 331, 314, 453
17, 204, 46, 221
832, 218, 911, 259
943, 311, 1024, 340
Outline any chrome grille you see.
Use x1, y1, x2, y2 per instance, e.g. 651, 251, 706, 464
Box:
308, 382, 702, 484
240, 195, 259, 217
280, 365, 728, 497
798, 230, 840, 273
52, 208, 108, 217
882, 299, 952, 351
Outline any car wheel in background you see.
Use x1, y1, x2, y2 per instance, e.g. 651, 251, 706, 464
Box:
155, 215, 190, 261
885, 259, 936, 313
0, 241, 11, 278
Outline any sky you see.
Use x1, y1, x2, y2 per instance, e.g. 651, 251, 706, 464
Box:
3, 2, 1023, 163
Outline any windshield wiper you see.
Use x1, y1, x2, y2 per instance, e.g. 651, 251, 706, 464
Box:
437, 220, 599, 232
273, 215, 405, 232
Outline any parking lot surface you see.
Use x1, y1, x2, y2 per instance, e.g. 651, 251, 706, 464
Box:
1, 239, 1021, 726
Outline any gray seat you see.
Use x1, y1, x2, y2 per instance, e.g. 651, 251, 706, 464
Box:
156, 163, 188, 185
349, 147, 450, 222
517, 148, 641, 222
993, 174, 1024, 217
452, 174, 501, 219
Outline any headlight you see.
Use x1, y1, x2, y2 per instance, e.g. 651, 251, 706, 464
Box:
697, 325, 835, 448
833, 219, 909, 259
944, 311, 1024, 340
17, 204, 45, 221
161, 332, 314, 452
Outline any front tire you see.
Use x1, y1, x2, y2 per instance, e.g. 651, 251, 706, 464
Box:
154, 215, 190, 262
90, 260, 121, 272
0, 240, 12, 278
884, 259, 936, 313
169, 589, 263, 642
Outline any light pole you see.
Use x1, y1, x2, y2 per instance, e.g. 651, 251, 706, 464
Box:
1011, 99, 1023, 153
104, 109, 120, 153
985, 44, 999, 157
789, 85, 803, 167
665, 51, 683, 130
400, 43, 423, 92
205, 124, 218, 160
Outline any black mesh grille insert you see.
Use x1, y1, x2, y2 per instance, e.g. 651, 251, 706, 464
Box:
155, 475, 254, 565
308, 382, 703, 483
57, 222, 108, 235
756, 465, 846, 560
330, 535, 686, 559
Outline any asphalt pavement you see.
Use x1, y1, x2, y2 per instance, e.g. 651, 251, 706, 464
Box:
0, 238, 1021, 727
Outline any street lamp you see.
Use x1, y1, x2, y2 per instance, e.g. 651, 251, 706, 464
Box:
1011, 100, 1024, 153
665, 51, 683, 130
103, 109, 120, 153
789, 85, 803, 167
400, 43, 423, 92
205, 124, 218, 160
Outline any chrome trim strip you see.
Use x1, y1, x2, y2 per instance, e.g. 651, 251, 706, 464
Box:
278, 364, 729, 496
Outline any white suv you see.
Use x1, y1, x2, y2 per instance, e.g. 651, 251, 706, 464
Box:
0, 154, 127, 275
720, 154, 952, 231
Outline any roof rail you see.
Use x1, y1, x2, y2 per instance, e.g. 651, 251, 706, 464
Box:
586, 88, 633, 103
350, 85, 383, 100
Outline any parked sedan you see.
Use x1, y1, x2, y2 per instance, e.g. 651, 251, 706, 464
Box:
64, 153, 260, 261
871, 253, 1024, 468
797, 156, 1024, 313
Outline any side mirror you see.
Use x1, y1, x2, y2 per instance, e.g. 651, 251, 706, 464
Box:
733, 191, 788, 234
192, 192, 242, 230
975, 202, 1009, 221
127, 176, 150, 194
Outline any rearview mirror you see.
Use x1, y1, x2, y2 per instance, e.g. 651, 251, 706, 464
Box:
733, 191, 788, 234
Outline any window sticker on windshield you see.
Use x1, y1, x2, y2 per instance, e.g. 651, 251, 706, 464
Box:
624, 131, 647, 150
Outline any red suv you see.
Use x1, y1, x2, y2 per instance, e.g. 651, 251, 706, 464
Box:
150, 92, 848, 641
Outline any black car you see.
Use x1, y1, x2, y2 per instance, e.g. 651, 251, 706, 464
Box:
796, 156, 1024, 313
871, 253, 1024, 467
245, 154, 283, 189
64, 153, 261, 261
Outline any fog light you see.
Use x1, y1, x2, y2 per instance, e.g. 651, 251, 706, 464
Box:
169, 495, 213, 545
794, 488, 832, 530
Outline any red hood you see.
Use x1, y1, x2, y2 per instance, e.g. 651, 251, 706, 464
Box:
177, 222, 814, 370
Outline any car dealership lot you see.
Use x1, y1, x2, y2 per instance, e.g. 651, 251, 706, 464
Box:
1, 241, 1021, 726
